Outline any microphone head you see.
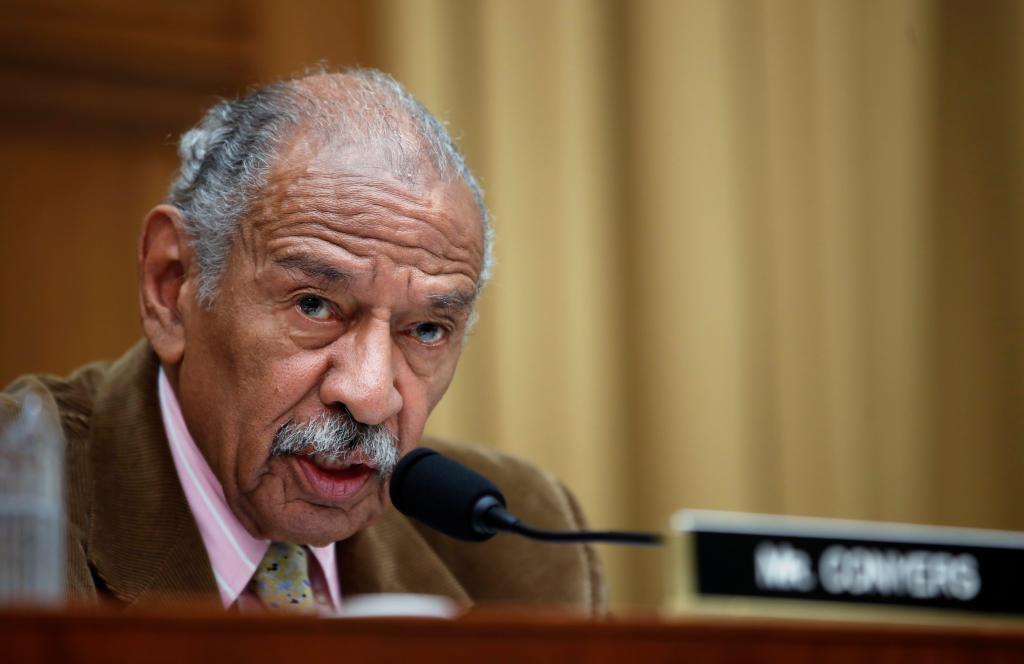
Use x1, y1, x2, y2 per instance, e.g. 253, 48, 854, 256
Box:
389, 447, 507, 542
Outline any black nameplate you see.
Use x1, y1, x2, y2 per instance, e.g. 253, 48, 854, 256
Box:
674, 511, 1024, 616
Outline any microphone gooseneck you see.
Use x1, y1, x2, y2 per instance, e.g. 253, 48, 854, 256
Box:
389, 447, 662, 547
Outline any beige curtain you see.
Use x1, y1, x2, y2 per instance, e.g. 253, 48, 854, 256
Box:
372, 0, 1024, 608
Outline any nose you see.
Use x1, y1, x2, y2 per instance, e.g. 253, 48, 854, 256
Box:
319, 318, 403, 426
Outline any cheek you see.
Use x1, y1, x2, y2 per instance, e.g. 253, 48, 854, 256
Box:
397, 378, 429, 421
425, 350, 463, 408
397, 355, 457, 439
236, 352, 331, 428
401, 338, 463, 386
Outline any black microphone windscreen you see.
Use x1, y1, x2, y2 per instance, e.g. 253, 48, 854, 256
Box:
389, 447, 506, 542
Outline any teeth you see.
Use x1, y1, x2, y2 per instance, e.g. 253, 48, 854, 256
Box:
311, 453, 354, 470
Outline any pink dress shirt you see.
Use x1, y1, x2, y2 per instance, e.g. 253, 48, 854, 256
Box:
158, 368, 342, 615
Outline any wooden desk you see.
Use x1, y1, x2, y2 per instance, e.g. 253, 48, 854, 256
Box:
4, 606, 1024, 663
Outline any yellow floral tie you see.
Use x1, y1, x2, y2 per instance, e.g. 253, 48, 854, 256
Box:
251, 542, 316, 615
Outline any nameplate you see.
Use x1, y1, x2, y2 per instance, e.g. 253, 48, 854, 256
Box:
669, 510, 1024, 616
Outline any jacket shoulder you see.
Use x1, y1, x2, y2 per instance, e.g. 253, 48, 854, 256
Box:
3, 360, 112, 445
412, 438, 607, 613
429, 440, 588, 531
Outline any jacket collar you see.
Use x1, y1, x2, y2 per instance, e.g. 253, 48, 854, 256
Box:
84, 340, 471, 608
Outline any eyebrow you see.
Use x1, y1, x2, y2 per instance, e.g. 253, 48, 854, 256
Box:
275, 252, 475, 314
430, 289, 478, 315
275, 254, 350, 284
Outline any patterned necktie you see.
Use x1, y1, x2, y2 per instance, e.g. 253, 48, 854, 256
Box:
251, 542, 316, 615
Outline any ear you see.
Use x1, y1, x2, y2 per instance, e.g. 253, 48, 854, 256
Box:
138, 205, 193, 367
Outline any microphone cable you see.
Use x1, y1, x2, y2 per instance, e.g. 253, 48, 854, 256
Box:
390, 447, 663, 547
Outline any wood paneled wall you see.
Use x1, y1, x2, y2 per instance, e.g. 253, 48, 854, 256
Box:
0, 0, 373, 384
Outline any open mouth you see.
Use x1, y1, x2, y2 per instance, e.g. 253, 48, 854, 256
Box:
295, 451, 376, 501
307, 450, 376, 471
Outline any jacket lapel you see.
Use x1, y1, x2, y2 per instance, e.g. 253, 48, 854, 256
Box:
85, 341, 218, 608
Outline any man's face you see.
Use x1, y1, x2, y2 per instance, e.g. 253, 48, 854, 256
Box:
172, 136, 484, 545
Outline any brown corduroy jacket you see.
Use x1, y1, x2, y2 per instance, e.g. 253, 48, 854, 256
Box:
1, 341, 605, 613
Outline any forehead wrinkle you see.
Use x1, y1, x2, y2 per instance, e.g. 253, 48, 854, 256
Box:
274, 252, 351, 284
273, 208, 477, 267
281, 171, 480, 246
269, 169, 438, 218
280, 183, 469, 244
263, 220, 480, 282
257, 176, 480, 266
253, 157, 485, 280
297, 171, 428, 205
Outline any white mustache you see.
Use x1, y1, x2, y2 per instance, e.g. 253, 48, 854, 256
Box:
270, 410, 399, 476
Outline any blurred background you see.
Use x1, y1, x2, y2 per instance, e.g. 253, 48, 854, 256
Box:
1, 0, 1022, 611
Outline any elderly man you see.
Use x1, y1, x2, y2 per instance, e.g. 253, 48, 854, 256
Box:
1, 69, 603, 613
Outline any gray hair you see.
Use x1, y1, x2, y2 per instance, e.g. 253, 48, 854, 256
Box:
168, 68, 493, 307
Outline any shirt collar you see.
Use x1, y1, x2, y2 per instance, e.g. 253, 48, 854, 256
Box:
158, 367, 341, 611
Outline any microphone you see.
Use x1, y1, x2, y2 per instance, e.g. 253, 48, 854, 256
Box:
389, 447, 662, 546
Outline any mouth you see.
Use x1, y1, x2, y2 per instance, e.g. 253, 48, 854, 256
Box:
294, 450, 376, 502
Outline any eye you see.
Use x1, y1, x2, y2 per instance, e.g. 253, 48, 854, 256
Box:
410, 322, 447, 345
296, 295, 333, 321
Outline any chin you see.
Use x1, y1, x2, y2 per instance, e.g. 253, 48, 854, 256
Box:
261, 498, 386, 547
239, 454, 391, 544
